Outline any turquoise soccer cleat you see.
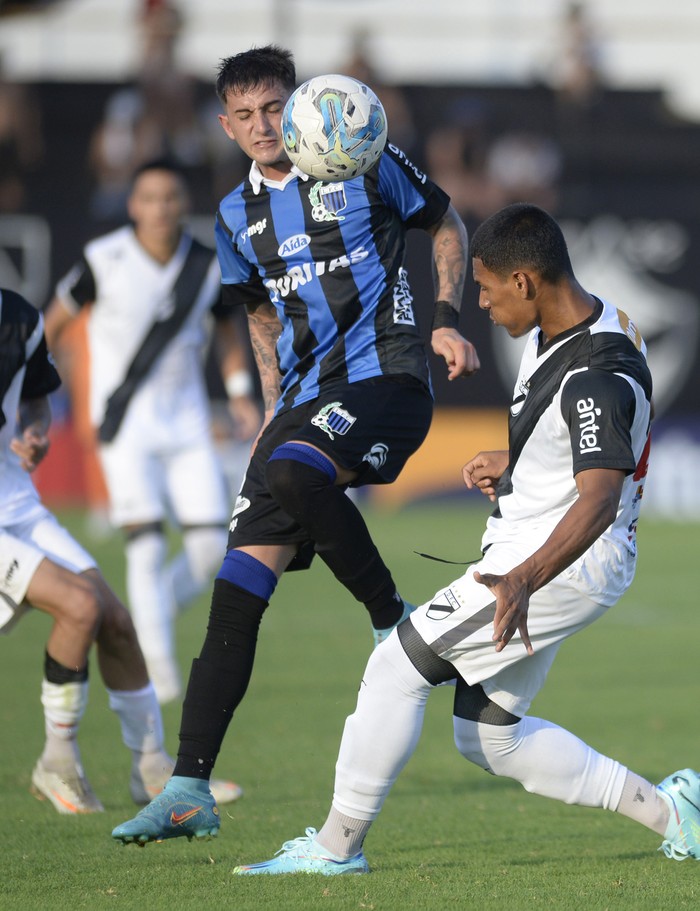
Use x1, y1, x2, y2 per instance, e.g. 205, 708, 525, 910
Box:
112, 776, 220, 846
233, 827, 370, 875
372, 600, 416, 648
657, 768, 700, 861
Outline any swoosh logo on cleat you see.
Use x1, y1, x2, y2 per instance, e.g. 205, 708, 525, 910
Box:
170, 806, 202, 826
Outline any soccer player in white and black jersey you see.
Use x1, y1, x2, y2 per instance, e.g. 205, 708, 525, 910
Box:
112, 45, 480, 845
229, 205, 700, 875
44, 160, 259, 709
0, 287, 215, 814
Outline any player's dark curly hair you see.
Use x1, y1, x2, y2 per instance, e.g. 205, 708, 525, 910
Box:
471, 203, 574, 283
215, 45, 296, 104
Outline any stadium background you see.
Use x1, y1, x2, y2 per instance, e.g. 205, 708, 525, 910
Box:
0, 0, 698, 519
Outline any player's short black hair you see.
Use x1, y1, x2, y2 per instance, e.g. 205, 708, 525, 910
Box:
130, 157, 187, 189
215, 44, 296, 104
471, 203, 574, 284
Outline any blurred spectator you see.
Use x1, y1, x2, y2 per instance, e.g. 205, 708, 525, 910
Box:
423, 98, 503, 221
485, 131, 562, 213
0, 53, 44, 212
548, 1, 604, 106
341, 28, 418, 158
88, 0, 210, 223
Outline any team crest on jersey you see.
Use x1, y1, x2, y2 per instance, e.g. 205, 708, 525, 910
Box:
510, 379, 530, 416
392, 267, 416, 325
309, 181, 347, 222
426, 588, 460, 621
362, 443, 389, 470
311, 401, 356, 439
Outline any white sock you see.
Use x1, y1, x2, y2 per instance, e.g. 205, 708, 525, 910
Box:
331, 630, 433, 822
125, 532, 180, 700
40, 679, 89, 769
453, 715, 628, 809
165, 527, 227, 613
106, 683, 164, 756
317, 807, 373, 860
615, 771, 670, 835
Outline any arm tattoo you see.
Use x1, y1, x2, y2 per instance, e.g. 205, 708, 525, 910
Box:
246, 300, 283, 412
429, 206, 468, 312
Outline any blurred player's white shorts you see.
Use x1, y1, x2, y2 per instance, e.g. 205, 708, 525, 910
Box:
410, 542, 610, 718
99, 438, 230, 528
0, 505, 96, 634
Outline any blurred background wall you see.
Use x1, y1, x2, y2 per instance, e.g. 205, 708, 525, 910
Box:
1, 0, 698, 518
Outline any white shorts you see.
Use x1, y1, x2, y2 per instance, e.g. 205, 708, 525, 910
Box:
0, 506, 96, 634
99, 438, 230, 528
410, 543, 610, 717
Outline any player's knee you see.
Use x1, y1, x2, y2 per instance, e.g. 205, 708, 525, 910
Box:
183, 527, 228, 585
453, 715, 524, 776
61, 575, 104, 639
98, 589, 140, 649
265, 443, 336, 509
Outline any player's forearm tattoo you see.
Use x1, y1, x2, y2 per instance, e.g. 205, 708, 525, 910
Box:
431, 208, 468, 312
247, 301, 282, 412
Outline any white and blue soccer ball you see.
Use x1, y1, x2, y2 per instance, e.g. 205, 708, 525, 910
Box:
282, 74, 388, 181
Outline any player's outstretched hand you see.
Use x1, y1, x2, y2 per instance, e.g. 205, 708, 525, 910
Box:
473, 568, 535, 656
462, 450, 508, 502
431, 328, 480, 380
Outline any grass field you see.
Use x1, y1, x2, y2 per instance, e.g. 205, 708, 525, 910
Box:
1, 502, 698, 911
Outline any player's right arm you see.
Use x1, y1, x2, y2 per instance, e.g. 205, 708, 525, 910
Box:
245, 298, 283, 444
42, 295, 75, 351
43, 255, 96, 351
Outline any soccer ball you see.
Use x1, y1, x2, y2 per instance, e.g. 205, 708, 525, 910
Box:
282, 74, 388, 181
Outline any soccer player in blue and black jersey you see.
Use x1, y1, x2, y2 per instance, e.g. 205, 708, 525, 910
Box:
113, 44, 480, 846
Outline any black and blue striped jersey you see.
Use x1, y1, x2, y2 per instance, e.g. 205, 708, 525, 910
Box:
215, 144, 450, 413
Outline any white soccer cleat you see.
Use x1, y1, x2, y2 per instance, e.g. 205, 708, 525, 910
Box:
30, 759, 104, 814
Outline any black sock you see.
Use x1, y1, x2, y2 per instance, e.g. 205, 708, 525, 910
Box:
174, 579, 267, 779
266, 457, 403, 628
44, 650, 88, 683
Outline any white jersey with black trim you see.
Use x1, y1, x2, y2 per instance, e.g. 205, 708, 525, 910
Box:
482, 297, 653, 605
0, 291, 61, 526
56, 226, 221, 447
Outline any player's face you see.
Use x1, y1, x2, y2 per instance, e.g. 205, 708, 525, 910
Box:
218, 80, 292, 179
128, 170, 188, 240
472, 257, 536, 338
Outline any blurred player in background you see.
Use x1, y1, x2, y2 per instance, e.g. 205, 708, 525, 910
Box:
230, 205, 698, 875
112, 43, 480, 846
0, 287, 240, 814
44, 159, 260, 705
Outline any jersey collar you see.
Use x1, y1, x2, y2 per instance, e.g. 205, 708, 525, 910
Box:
249, 161, 310, 194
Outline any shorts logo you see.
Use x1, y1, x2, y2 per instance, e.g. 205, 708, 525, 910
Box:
426, 588, 460, 621
229, 495, 251, 533
3, 558, 20, 587
311, 401, 356, 439
362, 443, 389, 470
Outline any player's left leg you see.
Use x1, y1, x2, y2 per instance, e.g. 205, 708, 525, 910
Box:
265, 378, 432, 646
452, 695, 698, 859
234, 624, 445, 874
163, 441, 229, 612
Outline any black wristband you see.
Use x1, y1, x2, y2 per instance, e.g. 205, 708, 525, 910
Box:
431, 300, 460, 331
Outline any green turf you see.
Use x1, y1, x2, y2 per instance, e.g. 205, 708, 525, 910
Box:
1, 503, 698, 911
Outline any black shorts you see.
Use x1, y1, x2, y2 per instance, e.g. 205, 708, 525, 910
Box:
227, 376, 433, 567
